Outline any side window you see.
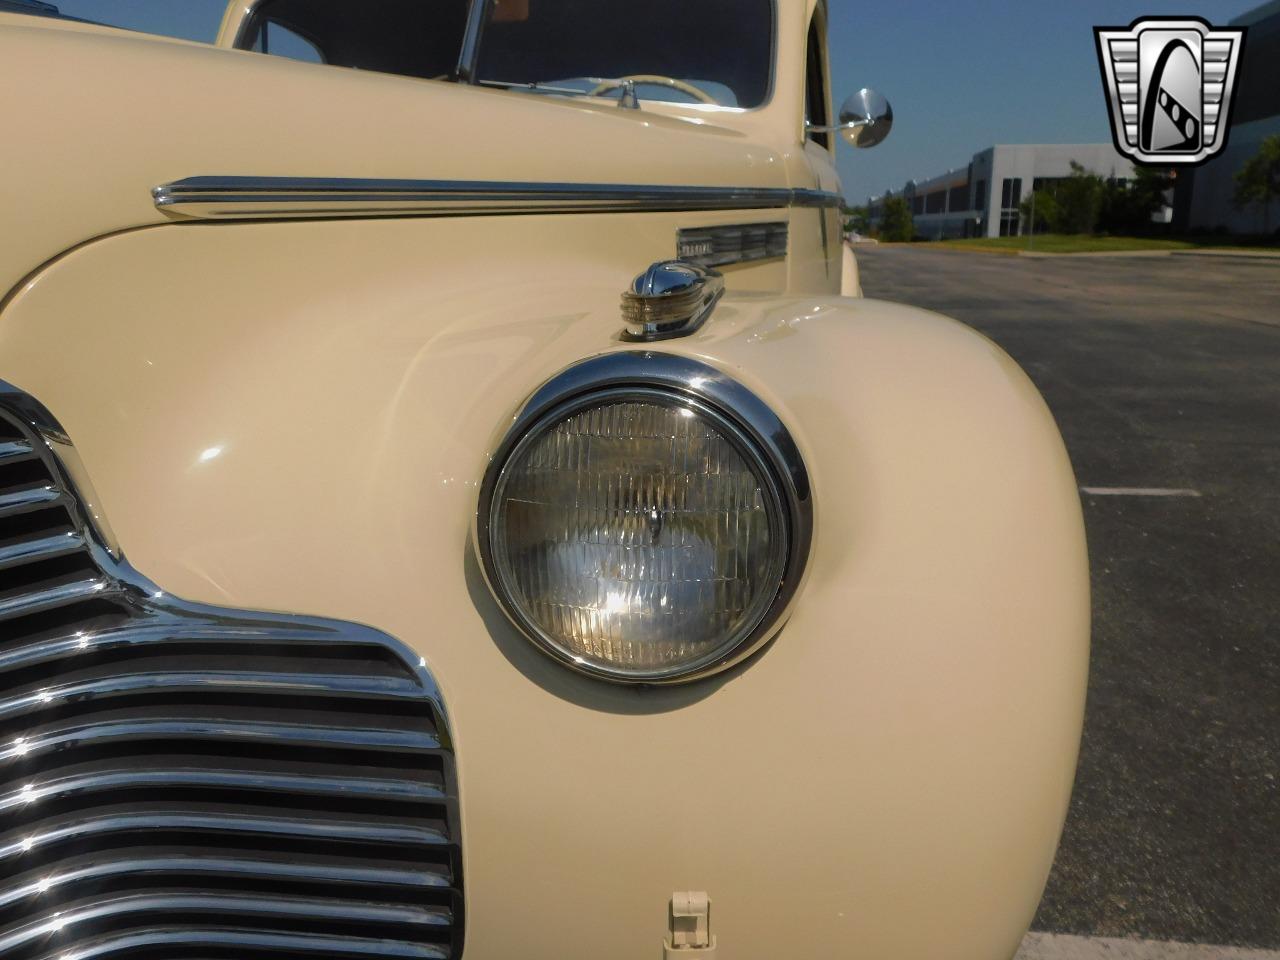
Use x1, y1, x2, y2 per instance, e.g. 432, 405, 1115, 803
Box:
251, 20, 324, 64
243, 0, 469, 82
805, 15, 830, 149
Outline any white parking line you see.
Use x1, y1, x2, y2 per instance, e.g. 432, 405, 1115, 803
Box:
1017, 933, 1280, 959
1080, 487, 1202, 498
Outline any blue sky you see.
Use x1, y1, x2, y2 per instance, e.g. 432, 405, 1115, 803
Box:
825, 1, 1256, 202
54, 0, 1258, 202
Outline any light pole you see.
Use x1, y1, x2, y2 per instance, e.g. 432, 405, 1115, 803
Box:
1028, 188, 1036, 252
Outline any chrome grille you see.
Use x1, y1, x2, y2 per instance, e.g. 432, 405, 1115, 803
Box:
0, 383, 462, 960
676, 221, 788, 267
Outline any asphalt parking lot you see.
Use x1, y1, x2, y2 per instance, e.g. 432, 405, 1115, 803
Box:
857, 246, 1279, 955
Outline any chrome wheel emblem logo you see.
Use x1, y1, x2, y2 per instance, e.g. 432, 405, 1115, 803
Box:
1095, 17, 1246, 166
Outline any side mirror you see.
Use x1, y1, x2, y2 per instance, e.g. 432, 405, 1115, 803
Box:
808, 88, 894, 148
838, 88, 893, 147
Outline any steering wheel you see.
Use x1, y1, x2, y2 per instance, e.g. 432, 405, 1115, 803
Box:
589, 74, 722, 106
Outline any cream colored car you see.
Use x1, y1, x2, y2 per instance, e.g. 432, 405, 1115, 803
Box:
0, 2, 1089, 958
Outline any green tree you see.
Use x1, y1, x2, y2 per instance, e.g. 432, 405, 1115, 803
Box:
878, 196, 914, 242
1099, 166, 1173, 235
1020, 189, 1059, 234
1054, 161, 1106, 234
1015, 162, 1106, 235
1233, 134, 1280, 235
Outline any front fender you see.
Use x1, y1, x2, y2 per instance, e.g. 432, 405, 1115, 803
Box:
842, 240, 862, 296
0, 217, 1088, 960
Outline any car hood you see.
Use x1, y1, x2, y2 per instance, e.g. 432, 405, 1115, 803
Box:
0, 13, 785, 301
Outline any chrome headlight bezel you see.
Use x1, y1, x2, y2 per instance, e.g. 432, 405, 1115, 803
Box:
476, 352, 813, 685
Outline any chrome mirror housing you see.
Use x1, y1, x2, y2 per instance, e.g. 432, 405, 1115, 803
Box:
839, 88, 893, 147
809, 88, 894, 148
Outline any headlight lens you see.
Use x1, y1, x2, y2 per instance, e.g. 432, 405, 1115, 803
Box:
484, 386, 792, 682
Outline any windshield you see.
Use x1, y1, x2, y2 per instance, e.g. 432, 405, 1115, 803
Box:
474, 0, 774, 109
51, 0, 777, 109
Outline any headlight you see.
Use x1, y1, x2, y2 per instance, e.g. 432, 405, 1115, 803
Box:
478, 353, 811, 684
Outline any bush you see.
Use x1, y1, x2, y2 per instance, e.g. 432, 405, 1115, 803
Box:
1021, 189, 1059, 234
844, 205, 870, 235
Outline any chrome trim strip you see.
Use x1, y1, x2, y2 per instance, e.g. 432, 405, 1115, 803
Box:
1, 716, 442, 765
0, 485, 63, 520
0, 809, 451, 862
153, 176, 844, 220
0, 530, 85, 571
0, 576, 115, 622
0, 766, 446, 813
475, 352, 814, 685
0, 619, 395, 674
0, 669, 424, 721
43, 432, 123, 558
2, 854, 448, 910
2, 893, 450, 955
38, 927, 450, 960
1, 386, 122, 556
791, 187, 845, 208
0, 439, 36, 464
230, 0, 267, 49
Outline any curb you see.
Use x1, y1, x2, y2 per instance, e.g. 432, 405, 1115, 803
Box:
869, 244, 1280, 261
1169, 249, 1280, 262
1019, 250, 1174, 259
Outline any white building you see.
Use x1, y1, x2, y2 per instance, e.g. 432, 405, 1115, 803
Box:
869, 143, 1135, 239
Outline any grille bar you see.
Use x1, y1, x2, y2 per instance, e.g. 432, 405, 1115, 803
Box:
2, 851, 452, 912
0, 576, 114, 623
1, 715, 444, 764
1, 765, 447, 813
31, 927, 450, 960
0, 618, 414, 674
677, 221, 789, 267
0, 441, 36, 466
0, 668, 428, 722
0, 531, 86, 571
0, 382, 463, 960
0, 486, 63, 520
3, 892, 452, 954
0, 805, 451, 863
